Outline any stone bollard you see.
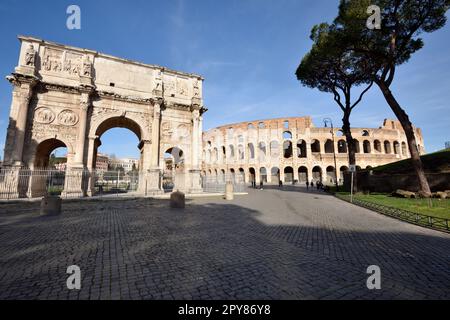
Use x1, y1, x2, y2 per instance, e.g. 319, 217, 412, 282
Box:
170, 190, 185, 209
40, 195, 62, 216
225, 182, 234, 200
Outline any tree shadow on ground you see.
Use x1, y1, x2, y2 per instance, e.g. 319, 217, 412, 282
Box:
0, 198, 449, 300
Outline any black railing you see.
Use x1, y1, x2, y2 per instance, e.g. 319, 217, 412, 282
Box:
336, 194, 450, 233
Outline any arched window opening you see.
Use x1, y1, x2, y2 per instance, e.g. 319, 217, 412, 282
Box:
311, 140, 321, 153
248, 143, 255, 160
270, 141, 280, 158
339, 166, 349, 183
258, 142, 266, 161
283, 141, 293, 158
229, 145, 235, 159
354, 139, 361, 153
298, 166, 308, 183
384, 141, 392, 154
363, 140, 371, 154
325, 139, 334, 153
271, 167, 280, 183
401, 142, 408, 157
284, 167, 294, 183
312, 166, 322, 182
283, 131, 292, 139
326, 166, 336, 184
394, 141, 400, 155
297, 140, 307, 158
337, 140, 347, 153
238, 145, 245, 160
238, 168, 245, 183
260, 167, 267, 183
374, 140, 382, 153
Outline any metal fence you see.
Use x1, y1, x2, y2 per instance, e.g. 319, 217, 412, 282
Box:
201, 174, 246, 193
336, 194, 450, 233
0, 167, 141, 200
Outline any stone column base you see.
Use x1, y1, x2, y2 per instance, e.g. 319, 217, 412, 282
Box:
189, 169, 203, 194
61, 167, 85, 198
140, 169, 163, 196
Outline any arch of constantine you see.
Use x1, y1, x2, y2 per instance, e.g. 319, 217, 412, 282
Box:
1, 36, 205, 198
201, 117, 425, 185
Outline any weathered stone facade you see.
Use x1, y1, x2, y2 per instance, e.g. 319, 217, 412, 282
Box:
202, 117, 425, 185
2, 36, 205, 198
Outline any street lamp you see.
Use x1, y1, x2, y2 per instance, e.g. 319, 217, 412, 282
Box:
323, 118, 339, 192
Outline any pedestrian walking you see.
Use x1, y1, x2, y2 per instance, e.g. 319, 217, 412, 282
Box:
306, 181, 309, 190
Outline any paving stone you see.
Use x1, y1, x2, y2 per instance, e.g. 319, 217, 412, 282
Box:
0, 188, 449, 300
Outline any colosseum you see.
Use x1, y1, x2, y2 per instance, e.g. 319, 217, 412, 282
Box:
201, 116, 425, 185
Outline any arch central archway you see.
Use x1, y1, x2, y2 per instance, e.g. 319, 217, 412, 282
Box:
88, 116, 146, 196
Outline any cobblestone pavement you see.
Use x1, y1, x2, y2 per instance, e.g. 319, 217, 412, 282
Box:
0, 187, 449, 300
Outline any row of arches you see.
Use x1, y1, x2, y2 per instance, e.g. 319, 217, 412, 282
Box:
202, 165, 374, 185
204, 139, 409, 163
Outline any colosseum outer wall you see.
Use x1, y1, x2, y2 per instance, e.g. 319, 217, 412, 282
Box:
201, 117, 425, 185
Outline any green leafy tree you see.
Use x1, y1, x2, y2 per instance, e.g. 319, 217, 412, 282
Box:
335, 0, 449, 196
296, 23, 373, 166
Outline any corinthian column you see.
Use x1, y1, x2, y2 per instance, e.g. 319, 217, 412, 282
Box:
74, 92, 91, 166
5, 77, 37, 166
189, 105, 203, 193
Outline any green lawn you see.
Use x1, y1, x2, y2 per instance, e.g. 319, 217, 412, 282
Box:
336, 192, 450, 220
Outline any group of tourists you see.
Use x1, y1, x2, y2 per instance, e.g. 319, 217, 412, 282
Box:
306, 180, 325, 191
250, 180, 264, 190
249, 179, 326, 192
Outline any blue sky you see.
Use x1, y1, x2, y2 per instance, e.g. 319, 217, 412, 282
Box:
0, 0, 449, 159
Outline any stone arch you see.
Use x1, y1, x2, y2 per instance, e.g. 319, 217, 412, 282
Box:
384, 140, 392, 154
393, 141, 400, 155
401, 142, 408, 157
312, 166, 322, 182
374, 140, 382, 153
228, 145, 235, 159
28, 138, 71, 198
297, 140, 307, 158
33, 138, 68, 168
248, 143, 255, 160
324, 139, 334, 153
311, 139, 321, 153
363, 140, 371, 154
283, 131, 292, 139
249, 167, 256, 183
284, 166, 294, 183
298, 166, 308, 183
337, 139, 347, 153
260, 167, 267, 183
163, 146, 185, 191
238, 144, 244, 160
270, 141, 280, 158
258, 142, 267, 161
90, 114, 146, 141
326, 166, 336, 184
339, 166, 349, 182
354, 139, 361, 153
283, 140, 293, 158
271, 167, 280, 183
238, 168, 245, 183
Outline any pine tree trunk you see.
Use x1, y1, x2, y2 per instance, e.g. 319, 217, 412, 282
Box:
376, 80, 431, 196
342, 111, 356, 166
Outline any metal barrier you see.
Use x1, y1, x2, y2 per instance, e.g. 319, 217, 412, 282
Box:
201, 174, 246, 193
336, 194, 450, 233
0, 167, 141, 200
